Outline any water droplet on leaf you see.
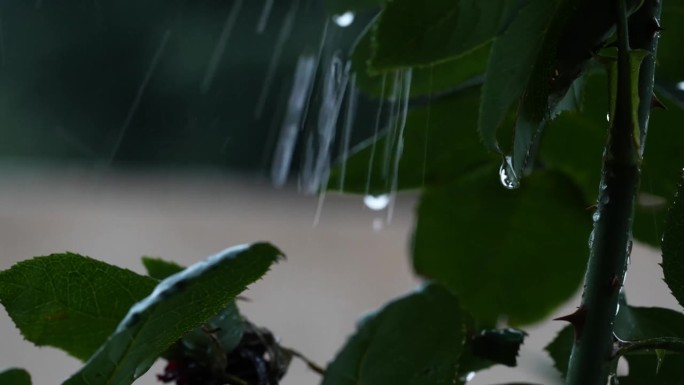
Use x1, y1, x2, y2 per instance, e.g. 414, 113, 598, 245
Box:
499, 156, 520, 190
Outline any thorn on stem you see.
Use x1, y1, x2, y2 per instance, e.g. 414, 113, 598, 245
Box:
555, 306, 587, 340
649, 17, 664, 38
651, 93, 667, 110
609, 274, 621, 295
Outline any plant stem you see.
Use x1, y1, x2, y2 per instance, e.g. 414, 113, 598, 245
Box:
614, 337, 684, 357
565, 0, 661, 384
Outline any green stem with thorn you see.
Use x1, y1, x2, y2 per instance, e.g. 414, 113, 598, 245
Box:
564, 0, 661, 384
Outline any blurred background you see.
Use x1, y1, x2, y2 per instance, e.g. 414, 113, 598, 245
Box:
0, 1, 677, 384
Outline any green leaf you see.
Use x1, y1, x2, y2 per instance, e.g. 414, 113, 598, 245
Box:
619, 353, 684, 385
63, 242, 283, 385
329, 87, 496, 194
322, 284, 465, 385
540, 72, 684, 248
0, 368, 32, 385
0, 253, 158, 361
141, 256, 185, 280
545, 325, 574, 377
177, 301, 245, 355
412, 168, 590, 325
662, 177, 684, 309
654, 2, 684, 84
371, 0, 518, 69
615, 305, 684, 341
478, 0, 566, 155
352, 20, 489, 99
471, 328, 527, 367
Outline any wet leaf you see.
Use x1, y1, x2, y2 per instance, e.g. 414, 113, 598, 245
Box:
615, 305, 684, 341
141, 256, 184, 280
541, 72, 684, 248
371, 0, 519, 69
63, 242, 283, 385
545, 325, 574, 377
413, 168, 590, 325
0, 368, 32, 385
0, 253, 157, 361
619, 353, 684, 385
352, 20, 489, 99
478, 0, 566, 155
471, 328, 527, 367
322, 284, 465, 385
328, 87, 496, 195
662, 177, 684, 309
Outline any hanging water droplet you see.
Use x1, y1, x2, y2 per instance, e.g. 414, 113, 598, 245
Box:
465, 372, 476, 382
615, 302, 620, 315
592, 210, 601, 222
332, 11, 355, 28
655, 349, 666, 374
499, 156, 520, 189
677, 81, 684, 91
364, 194, 390, 211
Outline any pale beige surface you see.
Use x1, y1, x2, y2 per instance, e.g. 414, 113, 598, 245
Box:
0, 166, 677, 385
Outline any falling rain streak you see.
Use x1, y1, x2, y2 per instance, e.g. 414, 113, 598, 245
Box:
109, 29, 171, 163
300, 54, 351, 194
253, 0, 298, 119
256, 0, 274, 34
201, 0, 243, 94
337, 74, 358, 191
387, 69, 412, 223
271, 55, 317, 187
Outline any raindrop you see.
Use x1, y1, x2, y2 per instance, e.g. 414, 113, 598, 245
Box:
109, 29, 171, 163
337, 74, 358, 191
588, 228, 595, 248
364, 194, 390, 211
499, 155, 520, 190
201, 0, 243, 94
254, 0, 298, 119
606, 113, 611, 122
465, 372, 476, 382
592, 210, 601, 222
615, 302, 620, 315
677, 81, 684, 91
332, 11, 355, 28
256, 0, 274, 33
271, 54, 317, 187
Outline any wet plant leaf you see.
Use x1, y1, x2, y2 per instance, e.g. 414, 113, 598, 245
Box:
478, 0, 566, 155
328, 87, 496, 194
619, 353, 684, 385
471, 328, 527, 367
0, 368, 32, 385
545, 325, 574, 377
662, 177, 684, 309
322, 284, 465, 385
541, 72, 684, 248
63, 242, 283, 385
141, 256, 185, 280
352, 20, 489, 99
615, 304, 684, 341
0, 253, 158, 361
413, 168, 590, 325
371, 0, 519, 69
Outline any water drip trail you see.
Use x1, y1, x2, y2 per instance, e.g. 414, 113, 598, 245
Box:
387, 69, 412, 223
271, 54, 317, 187
337, 74, 357, 191
256, 0, 274, 34
365, 74, 387, 195
253, 0, 298, 119
301, 55, 350, 194
108, 29, 171, 163
0, 13, 5, 66
201, 0, 243, 94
